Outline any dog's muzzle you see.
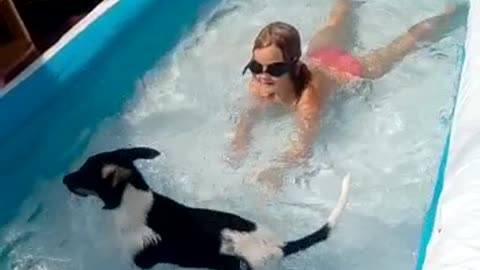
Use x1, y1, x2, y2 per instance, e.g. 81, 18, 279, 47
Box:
63, 174, 89, 197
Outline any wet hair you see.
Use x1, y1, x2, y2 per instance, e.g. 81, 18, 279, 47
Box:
252, 21, 311, 97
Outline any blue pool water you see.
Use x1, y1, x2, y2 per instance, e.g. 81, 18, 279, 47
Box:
0, 0, 467, 269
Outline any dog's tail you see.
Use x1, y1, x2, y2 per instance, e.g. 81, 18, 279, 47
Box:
281, 173, 350, 257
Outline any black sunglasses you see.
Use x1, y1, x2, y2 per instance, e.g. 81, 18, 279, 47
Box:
242, 60, 291, 77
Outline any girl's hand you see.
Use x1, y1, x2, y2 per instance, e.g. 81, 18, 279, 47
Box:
224, 135, 249, 168
255, 166, 286, 192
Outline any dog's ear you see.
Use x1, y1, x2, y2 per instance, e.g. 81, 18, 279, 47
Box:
102, 164, 132, 187
116, 147, 161, 162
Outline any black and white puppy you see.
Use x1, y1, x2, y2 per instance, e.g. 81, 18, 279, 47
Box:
63, 147, 350, 270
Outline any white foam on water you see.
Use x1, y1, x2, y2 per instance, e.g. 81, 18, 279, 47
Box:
0, 0, 466, 269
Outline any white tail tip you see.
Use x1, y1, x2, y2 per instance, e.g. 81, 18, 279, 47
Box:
327, 173, 351, 227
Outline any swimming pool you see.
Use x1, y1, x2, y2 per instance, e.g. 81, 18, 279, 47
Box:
0, 0, 467, 269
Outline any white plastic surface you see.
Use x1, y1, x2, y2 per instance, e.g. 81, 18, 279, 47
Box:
422, 0, 480, 269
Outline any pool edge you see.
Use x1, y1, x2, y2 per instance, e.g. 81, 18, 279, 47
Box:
0, 0, 177, 142
0, 0, 119, 95
414, 1, 472, 269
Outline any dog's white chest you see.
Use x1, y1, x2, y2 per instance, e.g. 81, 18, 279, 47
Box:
110, 185, 161, 253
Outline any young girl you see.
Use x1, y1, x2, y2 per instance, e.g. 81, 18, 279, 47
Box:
227, 0, 462, 189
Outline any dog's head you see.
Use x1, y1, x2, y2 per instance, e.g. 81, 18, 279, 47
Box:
63, 147, 161, 209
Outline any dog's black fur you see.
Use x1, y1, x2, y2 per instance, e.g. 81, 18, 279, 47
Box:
63, 147, 349, 270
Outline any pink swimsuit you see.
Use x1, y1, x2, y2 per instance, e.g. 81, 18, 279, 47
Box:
307, 47, 363, 77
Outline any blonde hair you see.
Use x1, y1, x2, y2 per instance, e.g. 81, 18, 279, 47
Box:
253, 21, 302, 62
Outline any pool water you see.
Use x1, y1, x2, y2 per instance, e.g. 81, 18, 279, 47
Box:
0, 0, 467, 269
